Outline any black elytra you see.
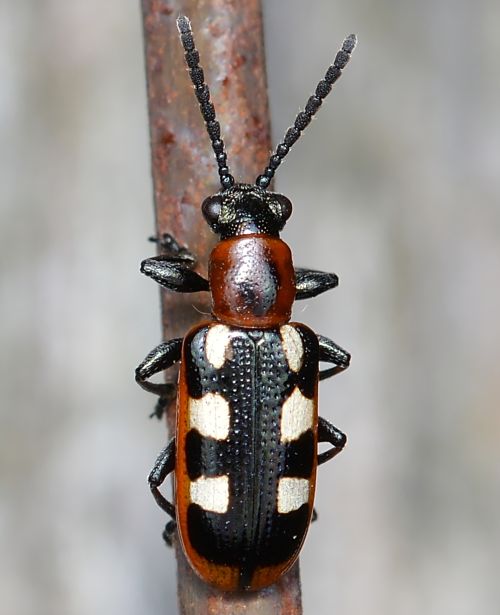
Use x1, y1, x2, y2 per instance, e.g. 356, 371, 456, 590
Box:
135, 14, 356, 592
183, 324, 317, 584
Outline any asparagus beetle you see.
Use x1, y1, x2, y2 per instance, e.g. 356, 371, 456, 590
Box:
136, 15, 356, 592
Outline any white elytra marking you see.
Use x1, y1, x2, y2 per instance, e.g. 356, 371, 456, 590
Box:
205, 324, 232, 368
280, 325, 304, 372
280, 387, 314, 443
189, 393, 230, 440
190, 475, 229, 514
277, 477, 310, 514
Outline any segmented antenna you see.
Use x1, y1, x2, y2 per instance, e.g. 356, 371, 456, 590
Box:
177, 16, 235, 190
256, 34, 357, 189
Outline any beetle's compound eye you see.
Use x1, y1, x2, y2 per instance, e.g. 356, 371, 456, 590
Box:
268, 193, 293, 229
202, 195, 222, 231
275, 194, 293, 222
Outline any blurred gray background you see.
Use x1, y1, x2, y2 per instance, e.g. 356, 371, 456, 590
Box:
1, 1, 499, 614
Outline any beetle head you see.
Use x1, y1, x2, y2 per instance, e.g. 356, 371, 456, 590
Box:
202, 184, 292, 239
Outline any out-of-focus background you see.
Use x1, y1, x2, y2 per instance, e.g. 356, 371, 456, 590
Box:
1, 1, 499, 614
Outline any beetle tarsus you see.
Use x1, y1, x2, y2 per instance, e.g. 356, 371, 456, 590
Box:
163, 520, 177, 547
149, 392, 176, 420
149, 232, 197, 264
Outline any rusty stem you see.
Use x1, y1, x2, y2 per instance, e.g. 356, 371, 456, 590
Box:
141, 1, 303, 613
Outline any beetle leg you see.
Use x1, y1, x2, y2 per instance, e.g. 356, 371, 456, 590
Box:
142, 233, 209, 293
318, 334, 350, 381
149, 439, 176, 520
149, 232, 197, 264
141, 256, 209, 293
317, 416, 347, 465
295, 267, 338, 300
135, 338, 182, 419
148, 396, 173, 421
162, 520, 177, 547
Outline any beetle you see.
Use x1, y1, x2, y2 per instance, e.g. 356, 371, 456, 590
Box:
136, 15, 356, 592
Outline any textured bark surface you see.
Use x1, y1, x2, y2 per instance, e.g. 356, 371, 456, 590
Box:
141, 1, 303, 612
